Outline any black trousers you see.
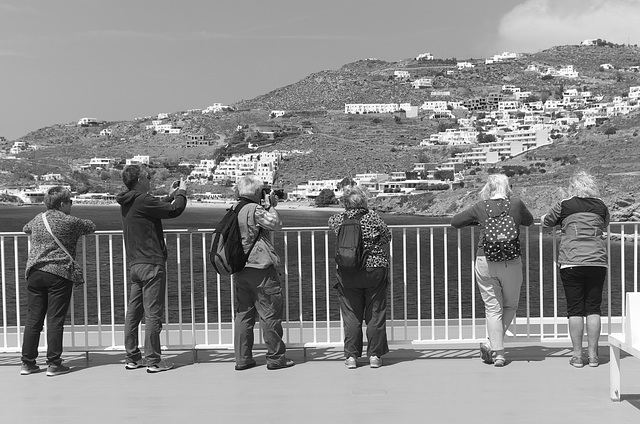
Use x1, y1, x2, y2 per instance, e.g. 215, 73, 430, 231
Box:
336, 267, 389, 359
21, 270, 73, 366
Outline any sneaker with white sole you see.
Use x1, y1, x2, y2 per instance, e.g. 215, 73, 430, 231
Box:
146, 360, 173, 373
125, 361, 146, 370
369, 355, 382, 368
345, 357, 357, 369
46, 363, 70, 377
20, 363, 42, 375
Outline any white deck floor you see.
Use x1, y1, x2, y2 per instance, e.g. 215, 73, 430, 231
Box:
1, 345, 640, 424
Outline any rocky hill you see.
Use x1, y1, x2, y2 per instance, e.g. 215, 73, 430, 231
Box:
3, 44, 640, 217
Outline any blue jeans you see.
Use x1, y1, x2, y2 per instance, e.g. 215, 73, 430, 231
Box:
233, 266, 286, 367
124, 263, 166, 365
336, 267, 389, 359
21, 270, 74, 366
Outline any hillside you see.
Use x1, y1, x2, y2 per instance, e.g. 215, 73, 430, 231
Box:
2, 43, 640, 215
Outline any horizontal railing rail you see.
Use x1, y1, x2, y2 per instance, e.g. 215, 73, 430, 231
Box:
1, 222, 638, 353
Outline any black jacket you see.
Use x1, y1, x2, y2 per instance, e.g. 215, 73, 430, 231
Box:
115, 189, 187, 266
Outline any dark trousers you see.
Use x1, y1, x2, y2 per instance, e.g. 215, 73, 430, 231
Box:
124, 263, 166, 366
336, 267, 389, 359
233, 266, 286, 367
21, 270, 74, 366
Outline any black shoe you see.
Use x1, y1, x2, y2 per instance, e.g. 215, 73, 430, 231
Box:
267, 359, 295, 370
235, 361, 257, 371
46, 363, 71, 377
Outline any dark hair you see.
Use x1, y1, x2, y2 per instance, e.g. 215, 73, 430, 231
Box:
44, 186, 71, 210
122, 164, 145, 190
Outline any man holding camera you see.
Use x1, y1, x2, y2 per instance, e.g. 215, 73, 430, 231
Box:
233, 174, 294, 371
116, 165, 187, 373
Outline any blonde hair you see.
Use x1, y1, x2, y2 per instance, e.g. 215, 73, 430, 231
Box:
567, 171, 599, 198
479, 174, 512, 200
342, 185, 369, 209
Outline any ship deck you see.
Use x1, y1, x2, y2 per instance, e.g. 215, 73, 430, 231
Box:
2, 344, 640, 424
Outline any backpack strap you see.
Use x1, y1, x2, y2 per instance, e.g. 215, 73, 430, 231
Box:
484, 198, 510, 218
235, 200, 262, 257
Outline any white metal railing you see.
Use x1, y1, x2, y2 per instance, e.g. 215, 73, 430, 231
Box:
1, 223, 639, 353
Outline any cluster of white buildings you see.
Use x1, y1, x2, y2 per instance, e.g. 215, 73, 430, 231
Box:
287, 166, 465, 200
81, 155, 150, 171
187, 152, 281, 185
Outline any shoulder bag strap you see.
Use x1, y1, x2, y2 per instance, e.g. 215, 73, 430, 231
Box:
42, 212, 74, 261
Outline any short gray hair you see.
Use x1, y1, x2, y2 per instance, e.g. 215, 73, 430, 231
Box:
479, 174, 511, 200
567, 171, 599, 198
44, 186, 71, 210
235, 174, 264, 197
342, 185, 368, 209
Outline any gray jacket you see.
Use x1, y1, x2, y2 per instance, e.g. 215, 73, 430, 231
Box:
542, 197, 609, 267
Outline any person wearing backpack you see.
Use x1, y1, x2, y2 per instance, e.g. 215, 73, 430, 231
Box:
451, 174, 533, 367
232, 175, 294, 371
328, 185, 391, 369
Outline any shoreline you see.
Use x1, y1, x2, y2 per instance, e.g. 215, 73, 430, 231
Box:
0, 200, 345, 213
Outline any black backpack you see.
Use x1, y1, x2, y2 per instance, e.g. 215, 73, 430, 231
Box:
335, 210, 369, 273
482, 198, 521, 263
209, 199, 260, 275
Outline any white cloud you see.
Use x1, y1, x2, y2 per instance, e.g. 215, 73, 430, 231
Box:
496, 0, 640, 53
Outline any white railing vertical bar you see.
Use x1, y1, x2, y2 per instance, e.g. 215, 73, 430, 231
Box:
324, 231, 331, 344
1, 237, 6, 348
201, 233, 210, 346
456, 229, 462, 339
402, 228, 408, 339
524, 227, 531, 338
189, 233, 196, 348
310, 231, 317, 343
471, 228, 477, 340
389, 229, 394, 340
108, 235, 116, 347
416, 228, 422, 341
283, 232, 290, 342
635, 223, 638, 292
607, 225, 612, 335
430, 228, 435, 341
552, 229, 559, 338
82, 236, 89, 346
13, 236, 22, 347
538, 225, 544, 341
176, 234, 183, 347
95, 234, 102, 343
443, 227, 449, 340
618, 225, 624, 331
297, 231, 303, 341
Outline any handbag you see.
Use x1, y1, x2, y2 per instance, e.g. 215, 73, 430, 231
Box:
42, 212, 85, 285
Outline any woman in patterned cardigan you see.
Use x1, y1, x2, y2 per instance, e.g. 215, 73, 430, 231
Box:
20, 187, 95, 377
328, 185, 391, 369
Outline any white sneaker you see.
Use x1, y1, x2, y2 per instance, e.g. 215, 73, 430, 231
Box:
146, 360, 173, 373
345, 357, 357, 369
369, 355, 382, 368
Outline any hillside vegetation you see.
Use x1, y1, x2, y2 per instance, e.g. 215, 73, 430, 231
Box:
2, 44, 640, 217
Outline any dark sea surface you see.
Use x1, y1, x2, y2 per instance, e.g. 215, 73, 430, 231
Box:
0, 204, 636, 324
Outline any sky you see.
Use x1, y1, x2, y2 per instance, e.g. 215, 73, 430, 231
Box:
1, 0, 640, 140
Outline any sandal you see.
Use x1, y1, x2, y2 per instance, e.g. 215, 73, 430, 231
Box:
569, 356, 584, 368
588, 356, 599, 368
